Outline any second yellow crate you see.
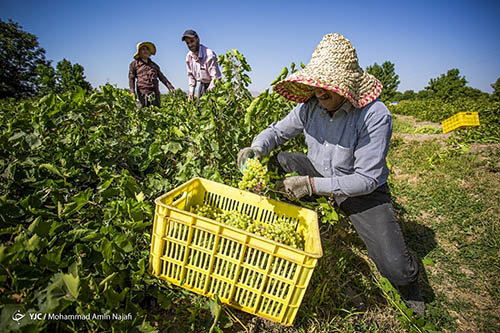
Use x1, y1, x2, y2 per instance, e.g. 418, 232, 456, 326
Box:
149, 177, 323, 326
442, 112, 479, 133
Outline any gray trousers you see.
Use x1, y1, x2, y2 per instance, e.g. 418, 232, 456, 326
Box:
269, 152, 419, 286
195, 81, 210, 99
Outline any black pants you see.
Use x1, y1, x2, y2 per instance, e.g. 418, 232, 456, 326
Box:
137, 90, 161, 108
269, 152, 419, 286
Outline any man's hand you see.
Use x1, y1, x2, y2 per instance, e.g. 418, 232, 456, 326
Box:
237, 147, 265, 170
188, 93, 195, 101
276, 176, 313, 200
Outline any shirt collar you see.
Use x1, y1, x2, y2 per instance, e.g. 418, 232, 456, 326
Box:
338, 99, 355, 113
190, 44, 206, 59
320, 99, 354, 118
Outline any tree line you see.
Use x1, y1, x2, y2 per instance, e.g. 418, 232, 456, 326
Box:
0, 19, 91, 99
366, 61, 500, 103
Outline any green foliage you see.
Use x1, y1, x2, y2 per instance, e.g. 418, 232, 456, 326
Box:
491, 77, 500, 102
366, 61, 400, 102
393, 90, 417, 102
217, 49, 252, 100
389, 98, 500, 143
415, 89, 435, 100
392, 115, 441, 135
0, 19, 50, 98
461, 86, 490, 99
387, 139, 500, 331
376, 277, 438, 332
38, 59, 92, 94
56, 59, 92, 92
36, 62, 57, 95
0, 19, 91, 98
402, 90, 416, 100
0, 49, 303, 331
425, 69, 467, 102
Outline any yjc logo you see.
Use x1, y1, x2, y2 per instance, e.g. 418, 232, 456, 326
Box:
29, 313, 44, 320
12, 309, 25, 324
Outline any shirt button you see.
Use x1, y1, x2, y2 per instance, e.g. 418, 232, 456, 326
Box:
329, 118, 333, 122
324, 167, 328, 170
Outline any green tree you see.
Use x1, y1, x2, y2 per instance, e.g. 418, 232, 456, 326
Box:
0, 19, 50, 98
462, 86, 489, 100
401, 90, 416, 100
415, 89, 435, 100
491, 77, 500, 102
36, 62, 57, 95
392, 91, 404, 101
366, 61, 400, 102
425, 68, 467, 102
37, 59, 92, 94
55, 58, 92, 92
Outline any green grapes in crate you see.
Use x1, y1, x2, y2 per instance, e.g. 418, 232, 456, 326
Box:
193, 204, 222, 219
192, 204, 305, 250
216, 210, 253, 230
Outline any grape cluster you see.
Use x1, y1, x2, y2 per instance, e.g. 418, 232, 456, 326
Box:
238, 158, 269, 191
193, 204, 222, 220
192, 204, 305, 250
216, 210, 253, 230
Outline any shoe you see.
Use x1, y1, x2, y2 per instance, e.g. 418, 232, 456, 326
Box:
397, 281, 426, 316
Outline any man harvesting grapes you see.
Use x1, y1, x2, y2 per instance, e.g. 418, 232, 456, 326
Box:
129, 41, 175, 108
182, 30, 221, 101
237, 33, 425, 316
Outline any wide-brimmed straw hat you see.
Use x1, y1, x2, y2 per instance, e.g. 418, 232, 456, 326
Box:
133, 42, 156, 59
274, 33, 382, 108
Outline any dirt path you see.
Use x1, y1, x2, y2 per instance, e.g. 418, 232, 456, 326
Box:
394, 114, 442, 129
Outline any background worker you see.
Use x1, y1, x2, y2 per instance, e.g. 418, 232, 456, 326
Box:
129, 41, 175, 108
182, 30, 221, 101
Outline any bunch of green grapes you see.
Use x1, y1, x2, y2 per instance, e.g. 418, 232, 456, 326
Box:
238, 158, 269, 191
264, 217, 305, 250
192, 204, 305, 250
193, 204, 221, 220
246, 220, 268, 237
216, 210, 253, 230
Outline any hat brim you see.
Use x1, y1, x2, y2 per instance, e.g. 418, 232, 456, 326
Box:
134, 42, 156, 59
181, 34, 198, 41
274, 70, 383, 109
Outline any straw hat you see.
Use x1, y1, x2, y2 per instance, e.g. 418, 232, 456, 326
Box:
274, 33, 383, 108
133, 42, 156, 60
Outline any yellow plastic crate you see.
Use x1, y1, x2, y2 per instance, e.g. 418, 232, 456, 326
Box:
442, 112, 480, 133
149, 177, 322, 326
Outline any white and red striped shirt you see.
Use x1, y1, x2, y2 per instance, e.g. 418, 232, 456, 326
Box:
186, 44, 221, 95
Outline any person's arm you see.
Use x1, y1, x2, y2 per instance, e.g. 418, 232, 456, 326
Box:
313, 105, 392, 197
157, 65, 175, 93
186, 54, 196, 98
206, 52, 221, 91
128, 62, 137, 98
251, 102, 308, 155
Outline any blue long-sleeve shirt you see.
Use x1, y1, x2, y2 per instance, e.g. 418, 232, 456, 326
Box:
251, 97, 392, 203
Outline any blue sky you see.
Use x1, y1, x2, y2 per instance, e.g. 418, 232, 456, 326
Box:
2, 0, 500, 94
